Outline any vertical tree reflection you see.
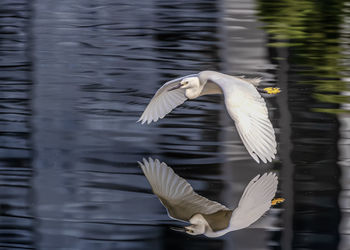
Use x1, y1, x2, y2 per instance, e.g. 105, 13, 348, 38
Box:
257, 0, 348, 249
152, 1, 225, 249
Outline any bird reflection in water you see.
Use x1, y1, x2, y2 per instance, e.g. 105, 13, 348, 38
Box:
139, 158, 283, 237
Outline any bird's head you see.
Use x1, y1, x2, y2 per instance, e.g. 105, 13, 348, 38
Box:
168, 76, 202, 99
179, 76, 200, 90
184, 223, 205, 236
168, 76, 203, 99
171, 214, 207, 236
186, 214, 207, 235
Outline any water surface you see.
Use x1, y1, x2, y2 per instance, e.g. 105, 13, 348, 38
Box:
0, 0, 349, 249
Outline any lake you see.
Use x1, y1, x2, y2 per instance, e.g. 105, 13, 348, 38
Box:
0, 0, 349, 249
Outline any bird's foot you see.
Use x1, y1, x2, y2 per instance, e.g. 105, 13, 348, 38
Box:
263, 87, 281, 95
271, 198, 285, 205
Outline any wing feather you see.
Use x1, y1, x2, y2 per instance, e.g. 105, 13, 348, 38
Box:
230, 172, 278, 230
139, 158, 229, 222
209, 75, 277, 163
138, 75, 197, 124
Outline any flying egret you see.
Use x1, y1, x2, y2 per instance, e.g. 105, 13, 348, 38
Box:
138, 71, 280, 163
138, 158, 282, 238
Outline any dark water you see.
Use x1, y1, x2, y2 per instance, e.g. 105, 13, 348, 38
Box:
0, 0, 349, 249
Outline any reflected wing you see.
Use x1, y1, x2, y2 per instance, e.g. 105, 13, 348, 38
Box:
210, 75, 276, 163
138, 158, 229, 222
230, 172, 278, 230
138, 74, 196, 124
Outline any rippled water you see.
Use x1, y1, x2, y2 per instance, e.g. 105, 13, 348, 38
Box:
0, 0, 349, 249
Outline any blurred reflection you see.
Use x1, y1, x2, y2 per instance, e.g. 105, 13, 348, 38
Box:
257, 0, 349, 249
338, 5, 350, 249
218, 0, 281, 248
257, 0, 350, 113
0, 0, 35, 249
139, 158, 281, 237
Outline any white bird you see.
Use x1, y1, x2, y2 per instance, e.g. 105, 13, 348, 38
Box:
138, 158, 281, 237
138, 71, 278, 163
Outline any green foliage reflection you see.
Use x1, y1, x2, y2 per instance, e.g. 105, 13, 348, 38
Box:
257, 0, 350, 114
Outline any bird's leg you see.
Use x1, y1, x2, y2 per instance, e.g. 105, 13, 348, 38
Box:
271, 198, 285, 205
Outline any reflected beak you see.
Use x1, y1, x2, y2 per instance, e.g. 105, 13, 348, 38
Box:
170, 226, 186, 232
167, 83, 182, 92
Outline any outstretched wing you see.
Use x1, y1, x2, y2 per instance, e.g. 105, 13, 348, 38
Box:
138, 74, 196, 124
139, 158, 229, 222
209, 75, 276, 163
230, 172, 278, 231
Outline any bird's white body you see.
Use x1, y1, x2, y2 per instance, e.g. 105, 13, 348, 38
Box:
138, 71, 277, 163
139, 158, 279, 238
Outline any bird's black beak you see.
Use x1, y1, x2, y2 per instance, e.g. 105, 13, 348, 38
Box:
170, 226, 186, 232
167, 83, 182, 92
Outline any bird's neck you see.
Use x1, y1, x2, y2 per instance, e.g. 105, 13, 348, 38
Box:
185, 86, 202, 99
201, 210, 233, 237
199, 81, 222, 96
